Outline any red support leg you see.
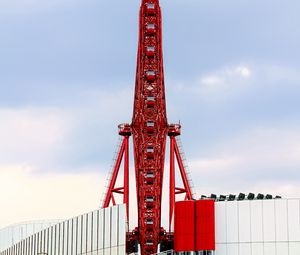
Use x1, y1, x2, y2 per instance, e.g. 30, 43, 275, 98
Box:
169, 136, 175, 232
123, 136, 130, 221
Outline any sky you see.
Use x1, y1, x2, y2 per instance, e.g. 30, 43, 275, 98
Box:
0, 0, 300, 229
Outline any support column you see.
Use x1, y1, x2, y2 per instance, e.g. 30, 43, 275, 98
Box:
169, 136, 175, 232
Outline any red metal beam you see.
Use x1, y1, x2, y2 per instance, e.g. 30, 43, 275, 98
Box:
169, 136, 175, 232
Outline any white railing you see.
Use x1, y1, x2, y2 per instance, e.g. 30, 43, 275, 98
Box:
175, 136, 196, 198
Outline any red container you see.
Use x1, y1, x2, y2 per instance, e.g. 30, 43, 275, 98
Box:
174, 200, 195, 252
146, 3, 156, 15
146, 23, 156, 35
146, 70, 156, 82
195, 200, 215, 251
146, 46, 155, 58
146, 96, 155, 108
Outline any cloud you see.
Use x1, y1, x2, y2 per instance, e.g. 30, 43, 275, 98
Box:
199, 65, 252, 88
260, 64, 300, 84
0, 166, 105, 229
169, 64, 255, 104
196, 63, 300, 93
0, 85, 133, 170
167, 63, 300, 115
189, 126, 300, 198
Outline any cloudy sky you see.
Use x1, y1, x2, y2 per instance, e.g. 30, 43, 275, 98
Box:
0, 0, 300, 229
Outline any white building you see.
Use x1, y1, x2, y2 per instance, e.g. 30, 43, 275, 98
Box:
0, 220, 61, 252
214, 198, 300, 255
0, 205, 126, 255
0, 199, 299, 255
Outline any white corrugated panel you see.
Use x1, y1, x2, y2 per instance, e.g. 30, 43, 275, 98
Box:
239, 243, 251, 255
98, 208, 104, 250
111, 205, 119, 247
276, 242, 288, 254
226, 244, 238, 255
118, 245, 126, 255
104, 247, 110, 255
238, 201, 251, 243
250, 200, 263, 242
215, 244, 227, 255
263, 200, 276, 242
63, 221, 68, 255
215, 202, 227, 243
274, 199, 288, 242
98, 249, 104, 255
251, 243, 263, 255
104, 207, 111, 249
92, 210, 98, 252
71, 218, 77, 255
289, 242, 300, 255
87, 212, 93, 253
264, 242, 276, 255
82, 214, 88, 254
68, 219, 72, 255
288, 199, 300, 242
226, 201, 239, 243
118, 205, 126, 246
57, 225, 61, 255
0, 205, 127, 255
111, 246, 118, 255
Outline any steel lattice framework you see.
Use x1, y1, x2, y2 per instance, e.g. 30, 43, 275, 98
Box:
103, 1, 194, 254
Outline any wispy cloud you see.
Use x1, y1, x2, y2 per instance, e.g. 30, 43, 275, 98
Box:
167, 63, 300, 113
199, 65, 252, 89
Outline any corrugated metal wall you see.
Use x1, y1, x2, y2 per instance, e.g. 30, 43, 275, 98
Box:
0, 205, 126, 255
0, 220, 62, 252
215, 198, 300, 255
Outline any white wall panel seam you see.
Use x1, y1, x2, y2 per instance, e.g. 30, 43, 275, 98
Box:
103, 208, 105, 251
91, 212, 94, 252
110, 207, 112, 254
262, 200, 264, 250
225, 202, 228, 255
274, 200, 277, 255
249, 201, 252, 255
96, 210, 99, 252
117, 205, 120, 250
287, 199, 290, 255
237, 202, 240, 255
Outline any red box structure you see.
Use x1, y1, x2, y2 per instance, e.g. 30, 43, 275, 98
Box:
195, 199, 215, 251
174, 201, 195, 252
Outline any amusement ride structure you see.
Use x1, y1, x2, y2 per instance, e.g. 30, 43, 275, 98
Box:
1, 1, 299, 255
102, 1, 194, 254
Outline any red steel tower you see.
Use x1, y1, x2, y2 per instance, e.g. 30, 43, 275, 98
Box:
103, 1, 194, 254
